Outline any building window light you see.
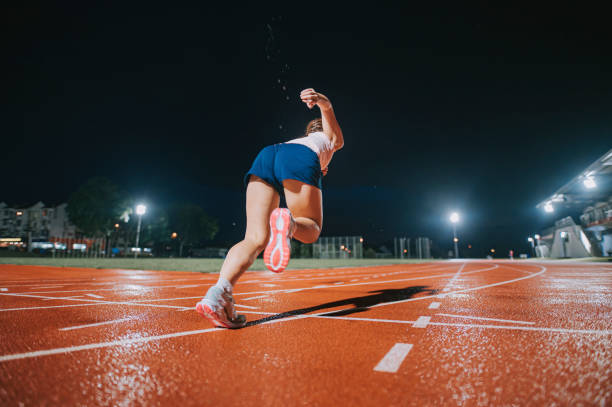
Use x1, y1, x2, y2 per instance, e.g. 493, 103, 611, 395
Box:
583, 177, 596, 189
544, 202, 554, 213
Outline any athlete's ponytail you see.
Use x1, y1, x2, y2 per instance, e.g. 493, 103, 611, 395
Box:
305, 118, 323, 136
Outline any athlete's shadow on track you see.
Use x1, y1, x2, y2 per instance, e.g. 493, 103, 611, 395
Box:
245, 285, 438, 328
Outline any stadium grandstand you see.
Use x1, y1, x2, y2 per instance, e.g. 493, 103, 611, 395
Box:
536, 148, 612, 258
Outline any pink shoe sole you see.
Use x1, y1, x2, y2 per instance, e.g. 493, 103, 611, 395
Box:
263, 208, 292, 273
195, 301, 230, 328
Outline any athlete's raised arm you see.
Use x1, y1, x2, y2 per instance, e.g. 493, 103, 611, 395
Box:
300, 88, 344, 151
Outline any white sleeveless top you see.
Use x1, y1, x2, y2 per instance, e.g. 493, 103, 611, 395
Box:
285, 131, 335, 170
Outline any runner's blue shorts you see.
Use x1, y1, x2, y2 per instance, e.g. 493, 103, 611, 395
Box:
244, 143, 323, 195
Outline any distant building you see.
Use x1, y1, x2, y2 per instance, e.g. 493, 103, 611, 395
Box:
0, 202, 76, 244
535, 149, 612, 258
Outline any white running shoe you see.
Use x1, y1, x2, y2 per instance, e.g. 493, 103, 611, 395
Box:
195, 285, 246, 329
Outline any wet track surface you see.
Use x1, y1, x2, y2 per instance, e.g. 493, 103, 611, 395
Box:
0, 261, 610, 406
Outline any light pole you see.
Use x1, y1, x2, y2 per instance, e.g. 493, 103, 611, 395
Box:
534, 234, 541, 257
450, 212, 460, 259
527, 236, 535, 257
134, 204, 146, 258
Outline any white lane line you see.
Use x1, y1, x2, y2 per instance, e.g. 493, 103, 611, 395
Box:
0, 303, 103, 312
242, 295, 268, 301
17, 283, 212, 295
232, 264, 500, 298
0, 277, 216, 288
428, 302, 441, 309
413, 316, 431, 328
367, 265, 546, 310
373, 343, 413, 373
442, 263, 466, 292
0, 313, 309, 362
43, 295, 84, 301
85, 294, 104, 299
26, 285, 65, 289
234, 304, 259, 309
436, 313, 535, 325
0, 292, 192, 311
59, 317, 134, 331
0, 288, 7, 292
333, 282, 344, 285
295, 314, 612, 335
0, 328, 219, 362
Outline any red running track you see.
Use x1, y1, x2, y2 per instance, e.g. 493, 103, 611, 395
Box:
0, 261, 610, 405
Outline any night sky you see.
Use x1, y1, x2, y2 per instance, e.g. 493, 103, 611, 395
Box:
3, 3, 611, 256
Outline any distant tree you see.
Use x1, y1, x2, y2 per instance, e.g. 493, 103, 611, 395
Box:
141, 208, 171, 256
364, 247, 377, 258
67, 177, 124, 237
168, 203, 219, 257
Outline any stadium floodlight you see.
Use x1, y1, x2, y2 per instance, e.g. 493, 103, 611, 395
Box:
544, 202, 554, 213
134, 204, 147, 258
449, 212, 460, 258
534, 234, 540, 240
449, 212, 460, 223
583, 177, 596, 189
527, 237, 534, 243
136, 204, 147, 216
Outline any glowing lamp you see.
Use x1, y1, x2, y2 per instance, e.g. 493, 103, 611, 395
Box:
544, 202, 554, 213
136, 204, 147, 216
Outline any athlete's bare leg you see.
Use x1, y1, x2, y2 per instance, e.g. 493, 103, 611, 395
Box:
219, 176, 280, 285
282, 179, 323, 244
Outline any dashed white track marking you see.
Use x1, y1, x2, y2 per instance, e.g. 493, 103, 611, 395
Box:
59, 317, 134, 331
373, 343, 413, 373
436, 313, 535, 325
428, 302, 440, 309
413, 316, 431, 328
85, 293, 104, 299
0, 288, 7, 292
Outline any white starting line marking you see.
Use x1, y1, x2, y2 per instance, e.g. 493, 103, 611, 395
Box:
428, 302, 441, 309
436, 313, 535, 325
85, 294, 104, 299
413, 316, 431, 328
373, 343, 413, 373
59, 317, 134, 331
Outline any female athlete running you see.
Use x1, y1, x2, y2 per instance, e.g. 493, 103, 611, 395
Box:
196, 88, 344, 328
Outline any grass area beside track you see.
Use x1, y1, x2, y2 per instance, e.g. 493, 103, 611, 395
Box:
0, 257, 435, 273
